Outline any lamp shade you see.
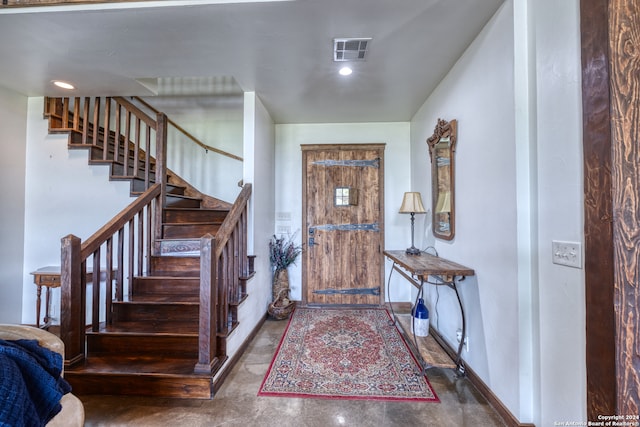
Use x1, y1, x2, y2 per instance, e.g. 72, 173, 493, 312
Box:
399, 192, 426, 214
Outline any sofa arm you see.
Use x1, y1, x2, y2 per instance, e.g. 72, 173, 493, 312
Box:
0, 324, 64, 359
0, 324, 84, 427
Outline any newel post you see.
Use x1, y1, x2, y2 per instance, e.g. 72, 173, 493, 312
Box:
195, 234, 219, 374
60, 234, 85, 367
154, 113, 168, 256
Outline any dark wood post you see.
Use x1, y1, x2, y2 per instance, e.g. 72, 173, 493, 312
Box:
195, 234, 219, 374
609, 0, 640, 413
581, 0, 617, 419
60, 234, 85, 367
154, 112, 168, 256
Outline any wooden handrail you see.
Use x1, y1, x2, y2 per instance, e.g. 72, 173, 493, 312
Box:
132, 96, 243, 162
215, 183, 252, 258
114, 96, 157, 129
81, 184, 161, 258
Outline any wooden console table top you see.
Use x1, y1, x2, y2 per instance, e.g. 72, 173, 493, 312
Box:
383, 250, 475, 279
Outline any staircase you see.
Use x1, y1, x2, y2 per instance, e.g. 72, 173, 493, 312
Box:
45, 97, 253, 398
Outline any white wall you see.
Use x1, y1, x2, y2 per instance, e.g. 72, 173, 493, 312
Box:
0, 86, 28, 323
222, 92, 276, 361
144, 95, 244, 203
274, 122, 413, 303
410, 1, 520, 416
21, 97, 134, 324
409, 0, 586, 425
533, 0, 585, 425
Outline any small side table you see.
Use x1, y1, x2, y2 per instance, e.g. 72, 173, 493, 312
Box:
383, 250, 475, 376
30, 266, 62, 329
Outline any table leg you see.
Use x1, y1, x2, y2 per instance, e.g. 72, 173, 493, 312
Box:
44, 287, 52, 329
35, 285, 42, 328
451, 281, 466, 376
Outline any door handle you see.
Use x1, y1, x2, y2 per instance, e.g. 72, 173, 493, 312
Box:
308, 227, 317, 247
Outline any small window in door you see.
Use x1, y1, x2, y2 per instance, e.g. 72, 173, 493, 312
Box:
335, 187, 358, 206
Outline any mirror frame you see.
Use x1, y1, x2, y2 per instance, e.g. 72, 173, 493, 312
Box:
427, 118, 457, 241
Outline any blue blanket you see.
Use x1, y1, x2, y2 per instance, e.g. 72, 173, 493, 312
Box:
0, 339, 71, 427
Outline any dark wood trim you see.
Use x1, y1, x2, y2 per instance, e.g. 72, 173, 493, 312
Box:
212, 313, 267, 394
429, 328, 534, 427
580, 0, 617, 420
195, 234, 220, 375
608, 0, 640, 412
60, 234, 84, 368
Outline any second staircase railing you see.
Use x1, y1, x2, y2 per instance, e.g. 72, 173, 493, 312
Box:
196, 183, 251, 374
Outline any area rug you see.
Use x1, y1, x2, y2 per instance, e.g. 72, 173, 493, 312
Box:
258, 308, 439, 402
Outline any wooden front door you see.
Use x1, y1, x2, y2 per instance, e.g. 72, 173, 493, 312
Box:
301, 144, 385, 306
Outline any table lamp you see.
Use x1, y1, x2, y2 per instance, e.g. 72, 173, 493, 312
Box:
399, 192, 426, 255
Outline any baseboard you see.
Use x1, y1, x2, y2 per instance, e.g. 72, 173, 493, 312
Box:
429, 327, 535, 427
388, 301, 412, 311
212, 313, 267, 394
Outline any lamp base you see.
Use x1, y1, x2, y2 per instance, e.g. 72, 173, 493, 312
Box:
405, 246, 421, 255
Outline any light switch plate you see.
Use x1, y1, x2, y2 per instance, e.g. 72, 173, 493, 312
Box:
552, 240, 582, 268
276, 212, 292, 221
276, 225, 291, 235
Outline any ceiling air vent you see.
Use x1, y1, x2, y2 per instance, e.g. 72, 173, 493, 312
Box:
333, 38, 372, 62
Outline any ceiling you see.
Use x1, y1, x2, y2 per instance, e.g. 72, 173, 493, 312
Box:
0, 0, 504, 124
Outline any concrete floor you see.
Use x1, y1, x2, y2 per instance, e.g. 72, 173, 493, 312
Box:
80, 318, 506, 427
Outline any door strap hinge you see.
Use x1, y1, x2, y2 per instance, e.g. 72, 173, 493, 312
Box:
312, 158, 380, 168
313, 287, 380, 295
309, 222, 379, 233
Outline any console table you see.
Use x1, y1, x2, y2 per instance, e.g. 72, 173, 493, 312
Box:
30, 266, 62, 328
383, 250, 474, 375
31, 265, 111, 329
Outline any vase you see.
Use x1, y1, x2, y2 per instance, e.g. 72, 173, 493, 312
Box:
272, 268, 289, 302
268, 268, 295, 320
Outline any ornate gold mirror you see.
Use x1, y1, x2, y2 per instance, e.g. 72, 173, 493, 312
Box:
427, 118, 457, 240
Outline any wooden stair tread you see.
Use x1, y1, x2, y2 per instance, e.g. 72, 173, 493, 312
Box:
163, 221, 223, 226
165, 194, 202, 201
88, 327, 198, 337
67, 355, 204, 376
64, 356, 217, 398
134, 272, 200, 279
137, 271, 200, 278
163, 208, 228, 214
118, 294, 200, 303
95, 321, 199, 334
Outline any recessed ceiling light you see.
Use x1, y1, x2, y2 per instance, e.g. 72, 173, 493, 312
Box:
52, 81, 75, 90
339, 67, 353, 76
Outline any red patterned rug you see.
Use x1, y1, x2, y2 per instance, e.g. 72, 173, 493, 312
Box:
258, 308, 439, 402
